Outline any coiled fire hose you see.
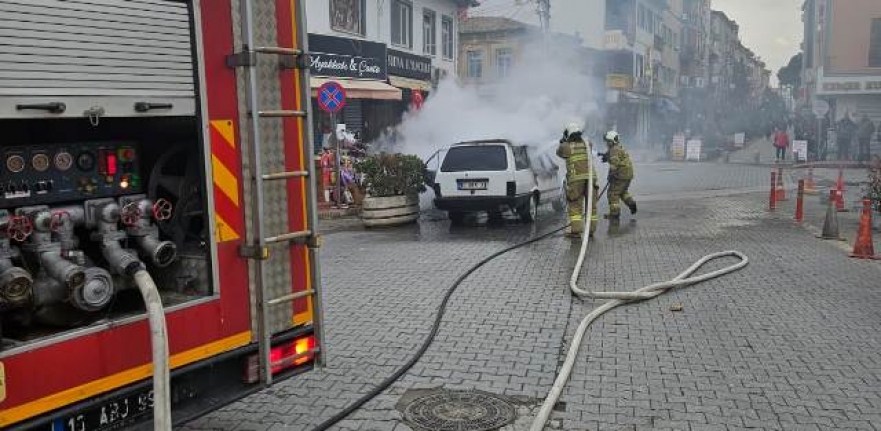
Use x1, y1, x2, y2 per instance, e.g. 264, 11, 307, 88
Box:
529, 169, 749, 431
312, 154, 748, 431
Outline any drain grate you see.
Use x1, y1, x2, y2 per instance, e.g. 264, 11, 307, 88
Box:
402, 390, 516, 431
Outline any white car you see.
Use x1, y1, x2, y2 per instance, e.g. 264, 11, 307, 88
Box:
427, 139, 565, 224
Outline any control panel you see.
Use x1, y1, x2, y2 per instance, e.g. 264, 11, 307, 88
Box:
0, 142, 142, 208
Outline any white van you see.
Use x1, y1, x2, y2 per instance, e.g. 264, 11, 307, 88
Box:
427, 139, 564, 223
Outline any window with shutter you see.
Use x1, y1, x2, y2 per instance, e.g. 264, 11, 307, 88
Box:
870, 18, 881, 67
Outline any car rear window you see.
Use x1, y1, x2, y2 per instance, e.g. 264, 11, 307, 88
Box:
440, 145, 508, 172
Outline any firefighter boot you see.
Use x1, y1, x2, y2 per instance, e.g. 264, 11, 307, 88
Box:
567, 214, 584, 238
625, 196, 637, 215
607, 213, 621, 235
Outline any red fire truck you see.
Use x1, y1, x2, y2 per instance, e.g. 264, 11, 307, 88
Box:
0, 1, 323, 429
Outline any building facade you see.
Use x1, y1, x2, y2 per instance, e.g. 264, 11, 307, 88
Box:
802, 0, 881, 159
679, 0, 711, 135
305, 0, 475, 145
603, 0, 682, 147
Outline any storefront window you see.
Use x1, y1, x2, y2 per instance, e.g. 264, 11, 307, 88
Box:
423, 9, 437, 56
442, 16, 454, 60
496, 48, 512, 79
330, 0, 365, 36
391, 0, 413, 48
467, 50, 483, 78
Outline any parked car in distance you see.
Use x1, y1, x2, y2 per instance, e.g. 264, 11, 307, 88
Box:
427, 139, 565, 224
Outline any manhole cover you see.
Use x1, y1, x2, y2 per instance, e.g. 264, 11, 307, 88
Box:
403, 390, 516, 431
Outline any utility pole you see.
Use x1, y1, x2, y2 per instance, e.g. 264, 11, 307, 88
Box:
536, 0, 550, 35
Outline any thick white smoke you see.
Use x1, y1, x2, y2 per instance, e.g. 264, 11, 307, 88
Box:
372, 41, 605, 162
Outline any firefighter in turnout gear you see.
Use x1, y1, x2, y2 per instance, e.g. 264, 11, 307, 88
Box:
601, 131, 637, 223
557, 123, 599, 238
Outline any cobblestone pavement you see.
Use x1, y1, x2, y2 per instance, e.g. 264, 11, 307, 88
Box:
183, 162, 881, 431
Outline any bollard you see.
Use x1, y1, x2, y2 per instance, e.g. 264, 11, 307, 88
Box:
794, 179, 805, 223
776, 167, 787, 201
769, 171, 777, 211
835, 168, 847, 212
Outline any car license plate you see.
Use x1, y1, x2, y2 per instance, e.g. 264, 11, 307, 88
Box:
458, 180, 487, 190
55, 389, 153, 431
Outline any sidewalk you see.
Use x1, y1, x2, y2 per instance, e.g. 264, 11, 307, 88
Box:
771, 168, 880, 257
727, 137, 780, 165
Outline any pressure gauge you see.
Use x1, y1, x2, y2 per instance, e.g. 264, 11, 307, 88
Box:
54, 151, 73, 171
76, 151, 95, 171
6, 155, 25, 173
32, 153, 50, 172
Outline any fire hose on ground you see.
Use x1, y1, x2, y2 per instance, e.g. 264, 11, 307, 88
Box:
312, 164, 749, 431
529, 171, 749, 430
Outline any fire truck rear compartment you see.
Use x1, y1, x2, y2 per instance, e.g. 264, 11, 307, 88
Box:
0, 116, 213, 345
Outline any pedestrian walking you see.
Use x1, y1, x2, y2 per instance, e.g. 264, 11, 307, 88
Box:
773, 127, 789, 162
601, 131, 637, 224
857, 115, 876, 162
557, 123, 599, 238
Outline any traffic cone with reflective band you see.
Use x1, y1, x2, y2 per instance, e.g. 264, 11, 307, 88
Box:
794, 179, 804, 223
776, 167, 787, 201
820, 189, 841, 240
835, 168, 847, 212
769, 171, 777, 211
804, 167, 818, 195
850, 199, 879, 260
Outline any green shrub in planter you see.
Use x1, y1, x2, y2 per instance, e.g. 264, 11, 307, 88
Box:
356, 153, 428, 197
356, 153, 427, 227
865, 156, 881, 212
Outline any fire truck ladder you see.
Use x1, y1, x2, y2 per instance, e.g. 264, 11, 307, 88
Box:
230, 0, 324, 386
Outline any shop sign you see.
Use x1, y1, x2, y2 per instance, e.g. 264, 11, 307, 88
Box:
388, 49, 432, 81
793, 140, 808, 161
308, 33, 387, 80
817, 75, 881, 95
686, 139, 702, 161
670, 133, 686, 161
606, 74, 633, 90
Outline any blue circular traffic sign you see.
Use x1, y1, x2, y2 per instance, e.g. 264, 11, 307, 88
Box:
317, 81, 347, 114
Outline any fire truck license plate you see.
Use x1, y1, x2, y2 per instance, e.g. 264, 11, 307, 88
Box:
56, 390, 153, 431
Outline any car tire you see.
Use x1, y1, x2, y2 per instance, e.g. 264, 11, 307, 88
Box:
519, 196, 538, 223
448, 211, 465, 224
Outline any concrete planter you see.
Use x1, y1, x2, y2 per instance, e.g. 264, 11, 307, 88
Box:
361, 194, 419, 228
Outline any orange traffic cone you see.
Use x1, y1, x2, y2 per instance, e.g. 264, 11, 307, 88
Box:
851, 199, 879, 260
776, 167, 787, 201
804, 168, 818, 195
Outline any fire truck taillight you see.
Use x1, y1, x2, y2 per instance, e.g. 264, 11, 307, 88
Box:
243, 335, 316, 384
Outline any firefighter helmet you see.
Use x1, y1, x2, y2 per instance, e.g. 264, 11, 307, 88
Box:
563, 123, 583, 140
603, 131, 620, 145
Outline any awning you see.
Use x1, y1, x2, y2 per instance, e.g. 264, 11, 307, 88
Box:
618, 91, 651, 104
389, 75, 432, 91
310, 77, 402, 100
653, 97, 681, 113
